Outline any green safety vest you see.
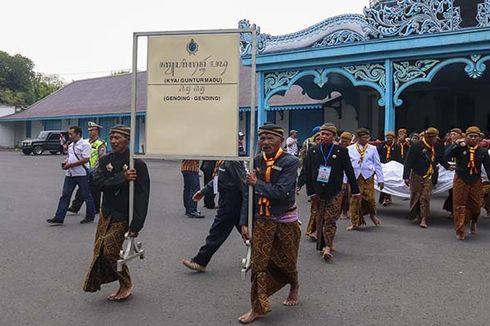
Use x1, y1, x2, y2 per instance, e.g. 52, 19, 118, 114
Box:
88, 138, 105, 168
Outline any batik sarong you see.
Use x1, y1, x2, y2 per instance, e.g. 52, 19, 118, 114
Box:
251, 218, 301, 315
83, 213, 131, 292
341, 184, 350, 217
453, 175, 482, 235
306, 197, 320, 237
481, 182, 490, 215
315, 193, 343, 251
349, 176, 376, 227
407, 173, 432, 222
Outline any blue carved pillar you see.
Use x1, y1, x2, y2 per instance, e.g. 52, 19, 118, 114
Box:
257, 71, 266, 128
384, 59, 395, 134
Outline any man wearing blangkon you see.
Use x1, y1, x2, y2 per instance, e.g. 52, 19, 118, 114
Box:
239, 123, 300, 324
83, 125, 150, 301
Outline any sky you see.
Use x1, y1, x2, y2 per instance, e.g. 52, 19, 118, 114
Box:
1, 0, 367, 82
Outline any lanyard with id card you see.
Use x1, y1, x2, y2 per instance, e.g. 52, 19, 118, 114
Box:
317, 144, 334, 184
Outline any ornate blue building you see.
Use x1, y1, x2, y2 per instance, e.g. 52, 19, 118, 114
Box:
240, 0, 490, 140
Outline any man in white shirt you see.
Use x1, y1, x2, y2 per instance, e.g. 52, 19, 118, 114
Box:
286, 130, 299, 156
346, 128, 385, 230
46, 126, 96, 225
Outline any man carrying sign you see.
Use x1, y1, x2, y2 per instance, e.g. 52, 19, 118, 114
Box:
239, 123, 300, 324
83, 125, 150, 301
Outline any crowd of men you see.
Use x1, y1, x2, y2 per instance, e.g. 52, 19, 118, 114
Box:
181, 122, 490, 324
42, 119, 490, 323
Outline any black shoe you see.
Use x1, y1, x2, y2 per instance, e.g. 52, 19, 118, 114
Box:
80, 217, 95, 224
46, 218, 63, 226
67, 207, 79, 214
187, 211, 205, 218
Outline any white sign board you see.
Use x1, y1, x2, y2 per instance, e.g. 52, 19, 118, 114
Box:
146, 33, 240, 157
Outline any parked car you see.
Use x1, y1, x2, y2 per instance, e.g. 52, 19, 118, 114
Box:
21, 130, 69, 155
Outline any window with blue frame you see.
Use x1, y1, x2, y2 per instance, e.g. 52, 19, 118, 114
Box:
266, 110, 276, 124
43, 120, 62, 131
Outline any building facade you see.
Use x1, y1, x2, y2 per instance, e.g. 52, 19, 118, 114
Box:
1, 0, 489, 147
239, 0, 490, 140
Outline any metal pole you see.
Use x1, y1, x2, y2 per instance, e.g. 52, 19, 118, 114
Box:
247, 28, 257, 254
129, 33, 138, 224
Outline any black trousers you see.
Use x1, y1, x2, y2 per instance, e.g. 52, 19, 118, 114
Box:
70, 181, 102, 215
202, 168, 216, 209
193, 189, 242, 267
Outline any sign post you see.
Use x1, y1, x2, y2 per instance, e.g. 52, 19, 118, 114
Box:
128, 28, 257, 276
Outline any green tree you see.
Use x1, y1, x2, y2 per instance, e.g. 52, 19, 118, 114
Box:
0, 51, 35, 105
32, 73, 64, 102
0, 50, 64, 107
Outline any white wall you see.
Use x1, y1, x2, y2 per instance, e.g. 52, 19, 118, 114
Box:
275, 111, 289, 132
324, 107, 339, 125
325, 103, 359, 133
0, 105, 15, 118
0, 122, 15, 147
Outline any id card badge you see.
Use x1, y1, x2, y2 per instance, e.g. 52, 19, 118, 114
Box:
317, 165, 332, 183
213, 176, 219, 194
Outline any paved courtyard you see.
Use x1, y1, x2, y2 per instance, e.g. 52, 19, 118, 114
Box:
1, 150, 490, 326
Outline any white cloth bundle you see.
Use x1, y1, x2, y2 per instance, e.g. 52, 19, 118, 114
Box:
373, 161, 455, 199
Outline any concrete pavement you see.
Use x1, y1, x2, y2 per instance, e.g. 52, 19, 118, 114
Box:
1, 150, 490, 326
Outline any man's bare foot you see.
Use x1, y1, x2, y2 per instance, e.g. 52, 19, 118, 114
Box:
306, 233, 317, 241
470, 222, 477, 235
238, 310, 264, 324
107, 289, 121, 301
114, 285, 133, 301
346, 225, 359, 231
370, 215, 381, 226
283, 285, 299, 306
456, 232, 465, 240
419, 222, 428, 228
322, 247, 333, 261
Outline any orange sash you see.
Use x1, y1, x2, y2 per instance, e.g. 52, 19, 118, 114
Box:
258, 148, 284, 217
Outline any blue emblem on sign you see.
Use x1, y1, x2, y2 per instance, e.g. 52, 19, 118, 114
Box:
186, 39, 199, 55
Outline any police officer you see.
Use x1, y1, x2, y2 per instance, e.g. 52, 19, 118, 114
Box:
182, 158, 247, 272
68, 121, 106, 223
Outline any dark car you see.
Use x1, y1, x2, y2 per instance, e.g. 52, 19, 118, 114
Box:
21, 130, 69, 155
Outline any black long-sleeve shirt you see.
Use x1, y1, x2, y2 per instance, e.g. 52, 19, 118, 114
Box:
377, 143, 402, 164
240, 152, 298, 226
92, 150, 150, 232
201, 160, 247, 195
403, 141, 450, 180
300, 143, 360, 200
444, 144, 490, 184
202, 160, 248, 224
394, 142, 409, 163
